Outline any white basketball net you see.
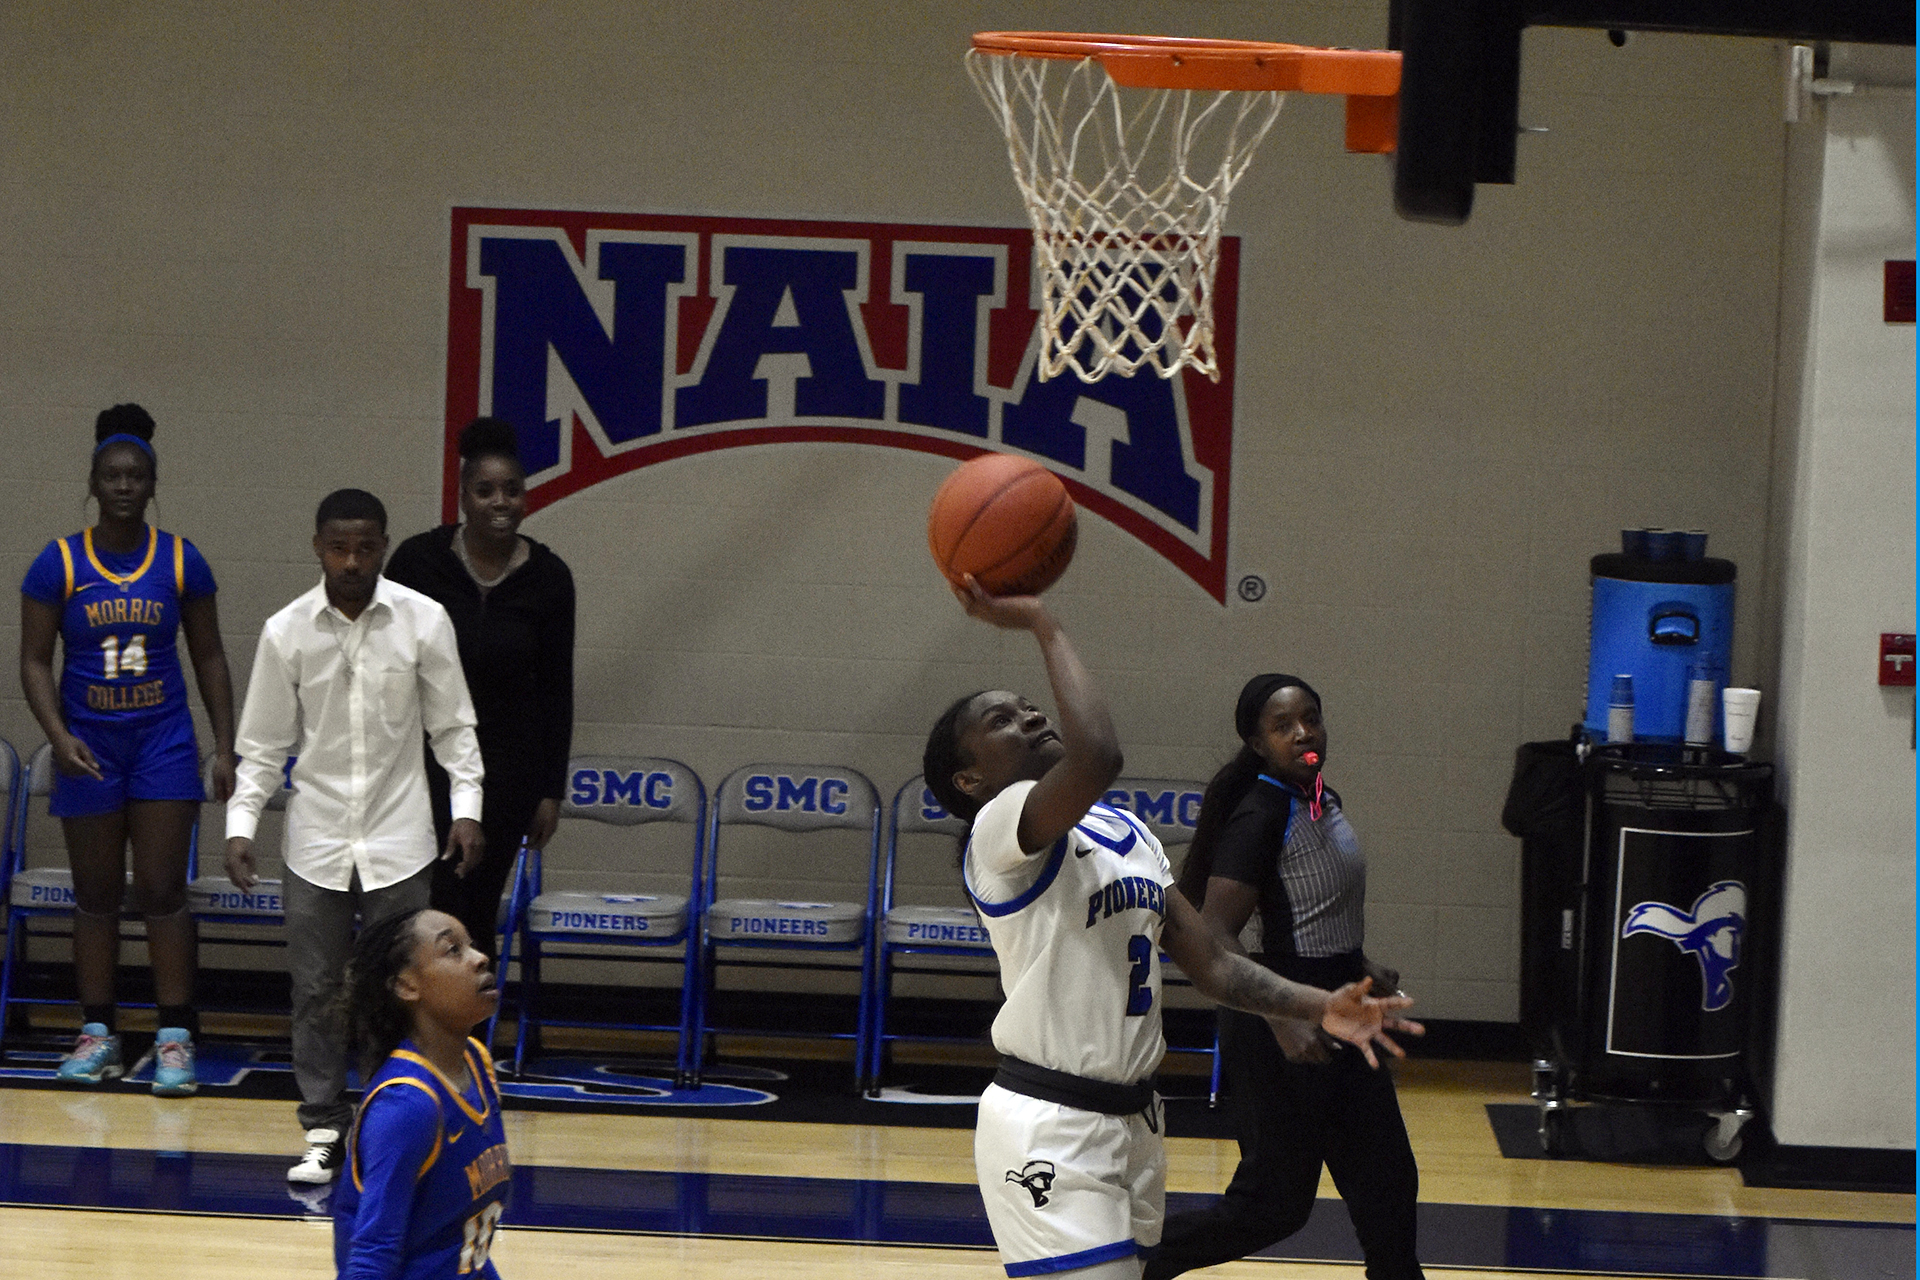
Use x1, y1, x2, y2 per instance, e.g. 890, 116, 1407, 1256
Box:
967, 49, 1284, 383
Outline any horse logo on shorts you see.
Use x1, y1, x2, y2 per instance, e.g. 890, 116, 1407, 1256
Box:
1006, 1159, 1057, 1207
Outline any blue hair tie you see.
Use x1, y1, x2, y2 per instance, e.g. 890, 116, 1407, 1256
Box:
94, 433, 155, 461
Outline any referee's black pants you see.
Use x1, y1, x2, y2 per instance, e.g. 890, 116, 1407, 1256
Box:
1145, 1006, 1424, 1280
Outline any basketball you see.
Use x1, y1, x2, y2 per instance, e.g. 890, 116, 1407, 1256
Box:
927, 453, 1078, 596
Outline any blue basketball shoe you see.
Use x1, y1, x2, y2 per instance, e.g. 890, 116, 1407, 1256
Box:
151, 1027, 197, 1097
56, 1023, 123, 1083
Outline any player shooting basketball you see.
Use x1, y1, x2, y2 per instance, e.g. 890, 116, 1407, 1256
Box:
922, 576, 1419, 1280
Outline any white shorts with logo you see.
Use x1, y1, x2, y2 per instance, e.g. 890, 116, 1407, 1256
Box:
974, 1082, 1166, 1277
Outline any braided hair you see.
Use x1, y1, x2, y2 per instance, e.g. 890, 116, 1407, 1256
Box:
922, 691, 987, 826
343, 908, 429, 1077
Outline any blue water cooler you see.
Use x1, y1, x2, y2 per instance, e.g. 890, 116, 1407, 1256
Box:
1584, 540, 1736, 743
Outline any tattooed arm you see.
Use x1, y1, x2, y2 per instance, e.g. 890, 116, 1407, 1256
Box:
1160, 888, 1421, 1068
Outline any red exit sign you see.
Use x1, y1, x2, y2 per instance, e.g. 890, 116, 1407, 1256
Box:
1880, 633, 1916, 686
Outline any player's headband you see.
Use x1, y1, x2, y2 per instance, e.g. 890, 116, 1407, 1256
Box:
94, 433, 156, 462
1235, 673, 1320, 740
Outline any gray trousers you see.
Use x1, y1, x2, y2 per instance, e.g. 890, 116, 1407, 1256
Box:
284, 863, 432, 1133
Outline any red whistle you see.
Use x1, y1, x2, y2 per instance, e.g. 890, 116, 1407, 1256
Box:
1302, 751, 1321, 765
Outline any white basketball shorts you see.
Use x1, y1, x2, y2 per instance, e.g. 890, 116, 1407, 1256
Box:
974, 1081, 1166, 1277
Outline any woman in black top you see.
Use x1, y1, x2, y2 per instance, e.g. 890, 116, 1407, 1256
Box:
385, 417, 576, 961
1144, 674, 1424, 1280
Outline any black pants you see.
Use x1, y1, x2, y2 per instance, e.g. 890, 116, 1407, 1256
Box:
427, 759, 544, 963
1145, 1007, 1424, 1280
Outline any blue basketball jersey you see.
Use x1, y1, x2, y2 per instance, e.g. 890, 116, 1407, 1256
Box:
20, 526, 214, 726
334, 1038, 512, 1280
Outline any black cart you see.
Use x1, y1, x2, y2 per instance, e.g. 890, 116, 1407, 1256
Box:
1507, 738, 1774, 1162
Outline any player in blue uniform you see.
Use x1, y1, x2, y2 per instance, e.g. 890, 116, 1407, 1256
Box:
335, 907, 509, 1280
17, 405, 236, 1094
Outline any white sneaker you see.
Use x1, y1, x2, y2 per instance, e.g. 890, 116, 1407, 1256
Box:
288, 1127, 344, 1184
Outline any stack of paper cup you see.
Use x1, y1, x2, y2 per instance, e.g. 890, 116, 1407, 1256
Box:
1722, 687, 1761, 754
1684, 664, 1717, 745
1607, 674, 1635, 743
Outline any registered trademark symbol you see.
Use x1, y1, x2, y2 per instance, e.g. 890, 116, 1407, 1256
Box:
1236, 574, 1268, 603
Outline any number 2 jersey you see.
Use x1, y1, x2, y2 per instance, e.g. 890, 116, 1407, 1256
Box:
20, 526, 215, 726
334, 1038, 512, 1280
965, 780, 1175, 1086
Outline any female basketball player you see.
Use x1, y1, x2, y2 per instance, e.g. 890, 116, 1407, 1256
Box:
385, 416, 576, 962
922, 579, 1418, 1280
1146, 675, 1424, 1279
334, 908, 509, 1280
18, 405, 236, 1095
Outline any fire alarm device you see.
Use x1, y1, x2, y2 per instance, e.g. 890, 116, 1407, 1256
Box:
1879, 633, 1916, 687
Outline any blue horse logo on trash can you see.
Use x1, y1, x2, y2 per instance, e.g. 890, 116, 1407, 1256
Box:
1621, 880, 1746, 1012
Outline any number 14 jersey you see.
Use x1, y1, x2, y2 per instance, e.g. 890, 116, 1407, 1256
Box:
965, 780, 1175, 1087
21, 526, 215, 726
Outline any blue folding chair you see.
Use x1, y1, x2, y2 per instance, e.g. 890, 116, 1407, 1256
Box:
177, 756, 290, 1017
691, 763, 880, 1090
1, 744, 92, 1044
0, 744, 152, 1045
862, 774, 997, 1094
0, 739, 22, 1041
1099, 776, 1223, 1104
503, 756, 706, 1083
187, 754, 289, 927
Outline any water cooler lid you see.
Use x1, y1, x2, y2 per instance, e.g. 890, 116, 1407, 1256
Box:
1590, 554, 1735, 585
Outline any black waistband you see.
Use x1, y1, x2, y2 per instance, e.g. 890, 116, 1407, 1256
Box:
993, 1055, 1155, 1116
1253, 947, 1367, 990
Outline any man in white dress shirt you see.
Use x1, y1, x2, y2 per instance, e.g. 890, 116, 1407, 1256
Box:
224, 488, 485, 1184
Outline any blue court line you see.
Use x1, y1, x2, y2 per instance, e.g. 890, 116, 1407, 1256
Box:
0, 1142, 1908, 1277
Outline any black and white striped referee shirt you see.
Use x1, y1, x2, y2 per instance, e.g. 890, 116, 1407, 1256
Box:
1209, 774, 1367, 985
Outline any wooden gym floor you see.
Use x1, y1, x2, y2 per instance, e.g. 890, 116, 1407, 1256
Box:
0, 1044, 1911, 1280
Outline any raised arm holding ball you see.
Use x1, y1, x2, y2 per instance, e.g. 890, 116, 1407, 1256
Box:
923, 562, 1418, 1280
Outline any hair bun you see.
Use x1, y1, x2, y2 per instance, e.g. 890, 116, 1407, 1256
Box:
95, 403, 156, 443
458, 416, 520, 462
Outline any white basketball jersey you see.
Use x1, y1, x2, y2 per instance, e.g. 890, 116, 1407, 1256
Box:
965, 779, 1175, 1085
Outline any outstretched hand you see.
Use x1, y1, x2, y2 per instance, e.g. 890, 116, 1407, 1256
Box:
952, 575, 1049, 632
1319, 977, 1424, 1069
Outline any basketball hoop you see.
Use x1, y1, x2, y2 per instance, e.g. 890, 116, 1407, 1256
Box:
966, 32, 1401, 383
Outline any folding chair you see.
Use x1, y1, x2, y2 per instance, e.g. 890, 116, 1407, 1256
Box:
0, 738, 20, 877
2, 745, 83, 1043
0, 739, 21, 1039
691, 763, 879, 1089
502, 755, 705, 1082
1100, 776, 1223, 1104
0, 744, 144, 1045
176, 756, 290, 1021
186, 755, 288, 926
862, 774, 997, 1094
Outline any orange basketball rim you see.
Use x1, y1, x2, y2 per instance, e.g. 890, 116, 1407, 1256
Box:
969, 32, 1402, 153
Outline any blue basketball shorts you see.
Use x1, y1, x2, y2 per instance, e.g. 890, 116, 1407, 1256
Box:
50, 712, 203, 817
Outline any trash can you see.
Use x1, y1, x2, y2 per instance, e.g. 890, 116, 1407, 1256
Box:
1579, 745, 1771, 1100
1505, 737, 1774, 1161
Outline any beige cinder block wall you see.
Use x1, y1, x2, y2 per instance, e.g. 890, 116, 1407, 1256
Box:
0, 4, 1796, 1021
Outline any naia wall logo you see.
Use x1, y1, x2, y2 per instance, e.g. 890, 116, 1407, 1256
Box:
444, 208, 1240, 601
